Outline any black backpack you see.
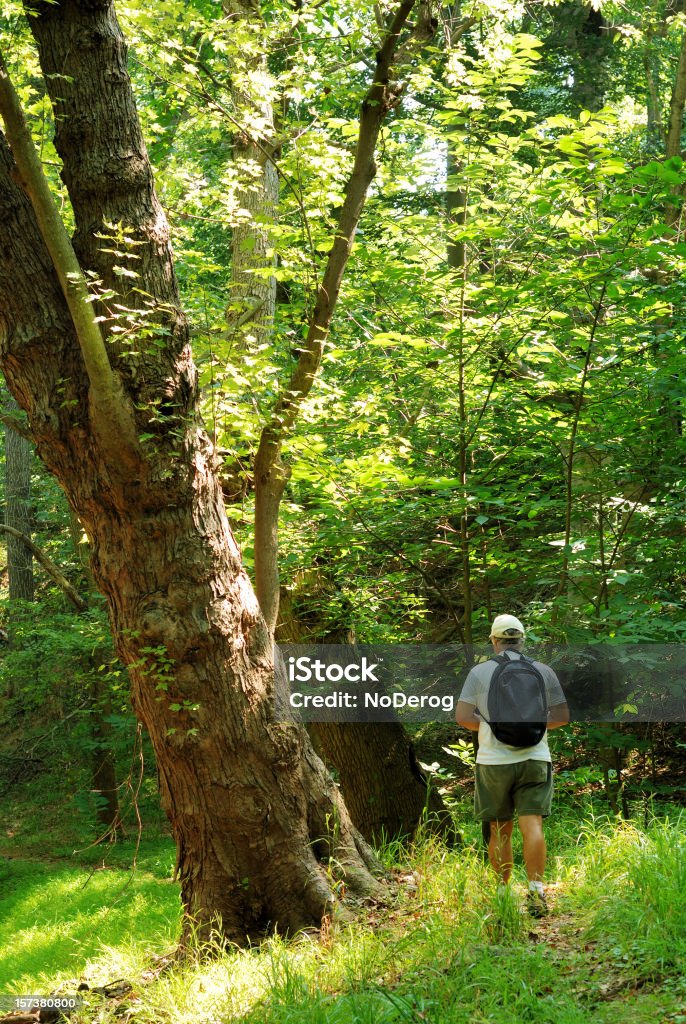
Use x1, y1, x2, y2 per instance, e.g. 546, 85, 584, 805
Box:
485, 653, 548, 748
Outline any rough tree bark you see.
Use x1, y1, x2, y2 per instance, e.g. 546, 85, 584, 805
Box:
0, 0, 387, 945
310, 720, 458, 845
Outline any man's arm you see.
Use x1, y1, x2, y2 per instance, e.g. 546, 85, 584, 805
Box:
456, 701, 481, 731
547, 702, 570, 729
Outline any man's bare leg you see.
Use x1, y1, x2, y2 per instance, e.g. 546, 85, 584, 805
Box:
518, 814, 546, 881
488, 819, 514, 883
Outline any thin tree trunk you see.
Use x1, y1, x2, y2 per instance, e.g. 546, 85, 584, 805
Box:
2, 391, 33, 696
253, 0, 418, 634
665, 29, 686, 226
446, 141, 467, 277
446, 133, 472, 644
643, 29, 663, 149
666, 29, 686, 160
4, 395, 33, 603
3, 393, 33, 698
553, 284, 607, 615
223, 1, 278, 354
90, 674, 125, 839
70, 513, 125, 840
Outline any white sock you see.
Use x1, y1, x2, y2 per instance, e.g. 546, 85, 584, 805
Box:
528, 881, 544, 894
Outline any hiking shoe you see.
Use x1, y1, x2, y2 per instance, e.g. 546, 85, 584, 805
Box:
527, 889, 548, 918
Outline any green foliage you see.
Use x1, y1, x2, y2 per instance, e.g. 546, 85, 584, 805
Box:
4, 0, 685, 646
0, 592, 141, 834
0, 599, 111, 706
3, 2, 686, 995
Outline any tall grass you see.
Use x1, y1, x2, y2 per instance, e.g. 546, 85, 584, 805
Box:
3, 804, 686, 1023
566, 813, 686, 976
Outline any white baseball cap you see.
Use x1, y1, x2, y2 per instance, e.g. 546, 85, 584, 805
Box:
490, 614, 525, 639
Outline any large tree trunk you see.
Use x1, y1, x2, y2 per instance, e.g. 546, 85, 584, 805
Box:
0, 0, 381, 944
309, 721, 458, 845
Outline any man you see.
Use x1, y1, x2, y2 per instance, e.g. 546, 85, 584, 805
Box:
455, 614, 569, 917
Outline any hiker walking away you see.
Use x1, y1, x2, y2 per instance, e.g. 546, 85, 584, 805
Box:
455, 615, 569, 917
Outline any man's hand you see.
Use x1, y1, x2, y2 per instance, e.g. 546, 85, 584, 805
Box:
455, 700, 481, 731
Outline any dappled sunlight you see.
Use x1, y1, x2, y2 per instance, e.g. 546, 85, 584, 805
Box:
0, 861, 180, 990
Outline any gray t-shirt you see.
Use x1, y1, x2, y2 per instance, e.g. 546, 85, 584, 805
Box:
459, 650, 566, 765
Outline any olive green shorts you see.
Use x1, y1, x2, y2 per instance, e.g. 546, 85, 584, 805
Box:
474, 760, 553, 821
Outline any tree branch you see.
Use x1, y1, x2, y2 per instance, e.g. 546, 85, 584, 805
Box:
253, 0, 418, 632
0, 524, 87, 612
0, 411, 33, 442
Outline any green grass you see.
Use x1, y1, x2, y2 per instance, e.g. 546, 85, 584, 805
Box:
0, 852, 180, 992
2, 798, 686, 1023
566, 813, 686, 976
0, 759, 169, 865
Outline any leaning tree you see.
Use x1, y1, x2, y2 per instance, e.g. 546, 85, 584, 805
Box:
0, 0, 420, 943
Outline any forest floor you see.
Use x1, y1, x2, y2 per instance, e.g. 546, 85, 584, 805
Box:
2, 765, 686, 1024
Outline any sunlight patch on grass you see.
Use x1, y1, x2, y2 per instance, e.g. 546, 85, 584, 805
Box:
0, 859, 180, 992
